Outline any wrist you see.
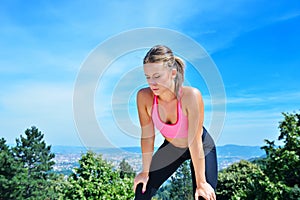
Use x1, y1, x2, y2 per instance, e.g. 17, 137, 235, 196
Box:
197, 181, 208, 188
140, 170, 149, 176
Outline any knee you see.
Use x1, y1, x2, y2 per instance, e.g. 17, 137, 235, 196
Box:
134, 183, 157, 200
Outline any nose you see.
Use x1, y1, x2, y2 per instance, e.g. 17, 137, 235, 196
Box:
148, 78, 157, 86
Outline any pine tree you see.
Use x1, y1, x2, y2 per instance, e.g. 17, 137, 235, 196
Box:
119, 158, 136, 179
169, 160, 193, 200
0, 138, 21, 199
10, 126, 58, 200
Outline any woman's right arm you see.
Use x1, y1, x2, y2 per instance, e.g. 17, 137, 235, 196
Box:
133, 88, 155, 193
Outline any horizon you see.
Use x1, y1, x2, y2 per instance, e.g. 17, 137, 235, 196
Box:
1, 1, 299, 148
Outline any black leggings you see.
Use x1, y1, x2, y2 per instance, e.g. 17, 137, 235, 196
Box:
134, 127, 218, 200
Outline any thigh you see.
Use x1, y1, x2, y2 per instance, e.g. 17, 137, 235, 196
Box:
135, 140, 187, 200
148, 140, 187, 189
202, 128, 218, 189
190, 147, 218, 200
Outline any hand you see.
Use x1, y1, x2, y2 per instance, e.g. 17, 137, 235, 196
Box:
195, 182, 216, 200
133, 172, 149, 193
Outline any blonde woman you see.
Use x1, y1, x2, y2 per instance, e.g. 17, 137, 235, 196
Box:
133, 45, 218, 200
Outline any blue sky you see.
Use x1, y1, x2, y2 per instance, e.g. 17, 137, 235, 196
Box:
0, 0, 299, 148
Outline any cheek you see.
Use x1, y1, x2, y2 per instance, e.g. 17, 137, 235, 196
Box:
158, 75, 172, 86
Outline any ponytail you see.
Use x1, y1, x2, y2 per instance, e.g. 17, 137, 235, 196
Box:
174, 56, 185, 99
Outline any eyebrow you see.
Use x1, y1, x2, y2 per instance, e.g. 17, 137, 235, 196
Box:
144, 72, 160, 76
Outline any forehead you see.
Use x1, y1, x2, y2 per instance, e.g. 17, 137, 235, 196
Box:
143, 62, 166, 74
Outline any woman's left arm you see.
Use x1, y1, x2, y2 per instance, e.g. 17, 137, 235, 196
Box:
186, 88, 216, 200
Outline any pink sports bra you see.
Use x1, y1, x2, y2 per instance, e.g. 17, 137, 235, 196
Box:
151, 95, 188, 138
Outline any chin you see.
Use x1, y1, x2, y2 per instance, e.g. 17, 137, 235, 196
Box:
152, 90, 160, 95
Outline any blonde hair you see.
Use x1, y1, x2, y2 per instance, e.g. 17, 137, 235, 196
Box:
143, 45, 185, 98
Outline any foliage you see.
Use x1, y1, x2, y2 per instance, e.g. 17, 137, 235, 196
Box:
0, 138, 20, 199
0, 126, 59, 200
154, 184, 171, 200
260, 112, 300, 198
2, 112, 300, 199
217, 160, 286, 199
59, 151, 134, 200
261, 112, 300, 187
217, 112, 300, 199
119, 158, 136, 179
169, 160, 193, 200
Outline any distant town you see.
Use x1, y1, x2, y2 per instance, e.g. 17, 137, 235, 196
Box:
52, 145, 265, 175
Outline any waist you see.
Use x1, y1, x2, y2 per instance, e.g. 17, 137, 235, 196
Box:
162, 127, 208, 147
160, 129, 188, 138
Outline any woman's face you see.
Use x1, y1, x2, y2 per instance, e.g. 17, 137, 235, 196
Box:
143, 62, 175, 96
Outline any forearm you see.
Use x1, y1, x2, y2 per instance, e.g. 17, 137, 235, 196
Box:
141, 136, 154, 174
189, 139, 207, 186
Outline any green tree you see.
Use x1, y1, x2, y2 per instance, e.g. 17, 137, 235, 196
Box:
119, 158, 136, 179
217, 112, 300, 199
0, 138, 21, 199
217, 160, 286, 200
11, 126, 58, 199
154, 183, 171, 200
154, 160, 193, 200
60, 151, 134, 200
169, 160, 193, 200
0, 126, 59, 200
261, 112, 300, 198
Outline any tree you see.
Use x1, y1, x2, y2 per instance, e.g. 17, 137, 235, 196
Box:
0, 138, 21, 199
217, 160, 286, 200
153, 184, 171, 200
260, 112, 300, 198
217, 112, 300, 199
169, 160, 193, 200
3, 126, 59, 200
59, 151, 134, 200
119, 158, 136, 179
154, 160, 193, 200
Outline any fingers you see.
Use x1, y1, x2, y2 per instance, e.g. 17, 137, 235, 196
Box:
133, 175, 148, 193
133, 181, 138, 192
195, 191, 216, 200
142, 181, 147, 193
195, 190, 205, 200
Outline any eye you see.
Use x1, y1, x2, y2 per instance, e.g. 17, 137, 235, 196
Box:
154, 75, 160, 79
145, 76, 150, 79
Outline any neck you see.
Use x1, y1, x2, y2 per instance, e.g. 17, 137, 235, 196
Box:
158, 90, 177, 102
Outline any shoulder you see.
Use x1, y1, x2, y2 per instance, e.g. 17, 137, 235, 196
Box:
181, 87, 204, 118
137, 88, 154, 119
181, 86, 203, 108
137, 87, 153, 104
181, 86, 202, 101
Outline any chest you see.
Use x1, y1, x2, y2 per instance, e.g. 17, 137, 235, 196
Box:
156, 100, 178, 124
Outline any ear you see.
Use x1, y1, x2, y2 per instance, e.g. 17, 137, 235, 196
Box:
171, 68, 177, 79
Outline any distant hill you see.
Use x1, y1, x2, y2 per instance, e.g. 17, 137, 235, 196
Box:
51, 144, 265, 174
52, 144, 265, 158
217, 144, 265, 159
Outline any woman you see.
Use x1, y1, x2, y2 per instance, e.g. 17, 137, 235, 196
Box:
133, 45, 218, 200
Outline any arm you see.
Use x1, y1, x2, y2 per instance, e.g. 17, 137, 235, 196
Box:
133, 88, 155, 192
137, 88, 155, 174
186, 88, 206, 185
186, 88, 216, 199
